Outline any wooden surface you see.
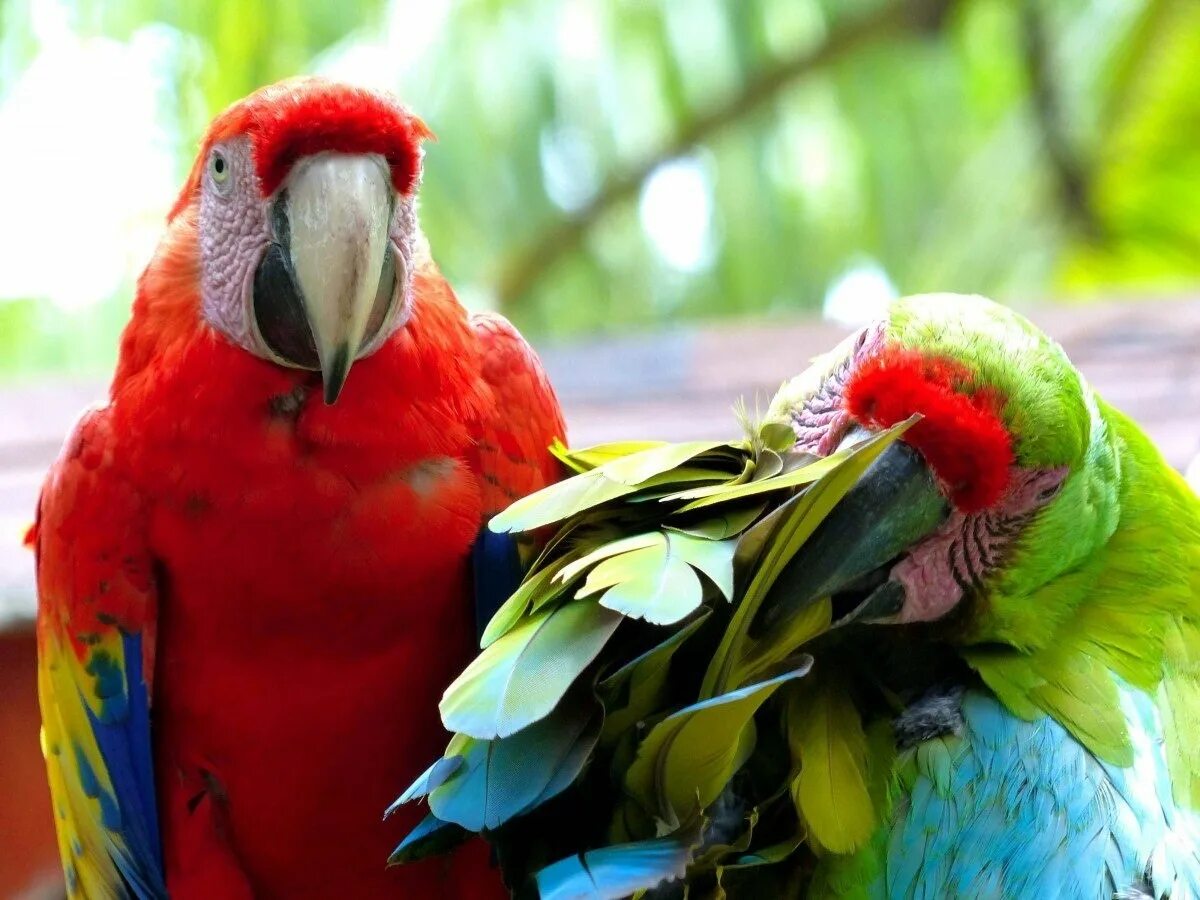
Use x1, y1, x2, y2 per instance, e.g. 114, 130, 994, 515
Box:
0, 630, 63, 898
2, 295, 1199, 627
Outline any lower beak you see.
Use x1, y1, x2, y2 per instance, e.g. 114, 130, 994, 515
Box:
751, 433, 949, 638
252, 154, 396, 404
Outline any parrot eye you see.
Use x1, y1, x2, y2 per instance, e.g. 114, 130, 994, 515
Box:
210, 150, 232, 188
1037, 483, 1062, 502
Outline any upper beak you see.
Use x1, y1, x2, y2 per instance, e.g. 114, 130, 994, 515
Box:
751, 429, 950, 638
253, 153, 395, 404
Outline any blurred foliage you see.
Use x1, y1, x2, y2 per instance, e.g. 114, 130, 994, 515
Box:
0, 0, 1198, 379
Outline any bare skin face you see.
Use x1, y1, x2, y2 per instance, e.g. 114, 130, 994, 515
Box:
778, 323, 1068, 627
198, 138, 419, 403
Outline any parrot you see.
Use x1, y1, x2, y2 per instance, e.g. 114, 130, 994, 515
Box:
30, 77, 564, 899
392, 293, 1200, 899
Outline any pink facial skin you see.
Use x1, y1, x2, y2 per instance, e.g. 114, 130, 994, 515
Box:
790, 324, 886, 457
198, 136, 418, 365
787, 327, 1068, 624
890, 465, 1067, 622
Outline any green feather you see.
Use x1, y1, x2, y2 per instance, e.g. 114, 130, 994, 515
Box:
702, 420, 915, 697
480, 543, 593, 647
551, 438, 671, 473
440, 601, 622, 739
491, 441, 742, 533
598, 611, 711, 745
786, 678, 877, 855
625, 663, 812, 831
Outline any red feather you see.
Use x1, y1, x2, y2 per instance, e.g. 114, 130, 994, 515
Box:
845, 348, 1013, 512
170, 77, 433, 217
42, 80, 560, 899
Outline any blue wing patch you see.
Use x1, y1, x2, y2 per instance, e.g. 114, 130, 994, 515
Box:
82, 632, 165, 897
471, 526, 524, 643
42, 627, 166, 899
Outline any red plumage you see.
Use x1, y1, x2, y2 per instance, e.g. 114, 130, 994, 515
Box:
170, 78, 432, 217
845, 348, 1013, 512
37, 80, 563, 899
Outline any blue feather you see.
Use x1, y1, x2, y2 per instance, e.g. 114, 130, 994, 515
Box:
823, 686, 1200, 899
534, 826, 699, 900
387, 813, 468, 867
471, 526, 524, 643
82, 632, 166, 898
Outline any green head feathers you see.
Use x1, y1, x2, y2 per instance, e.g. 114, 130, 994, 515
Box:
770, 293, 1136, 648
885, 293, 1090, 469
800, 294, 1197, 783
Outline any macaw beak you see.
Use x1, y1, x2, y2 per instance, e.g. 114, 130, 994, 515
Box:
751, 428, 950, 638
252, 153, 396, 404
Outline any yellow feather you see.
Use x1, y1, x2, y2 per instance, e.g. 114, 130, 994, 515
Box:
787, 678, 877, 854
38, 630, 129, 899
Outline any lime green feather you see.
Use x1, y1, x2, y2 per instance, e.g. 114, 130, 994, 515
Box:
965, 402, 1200, 792
786, 675, 887, 854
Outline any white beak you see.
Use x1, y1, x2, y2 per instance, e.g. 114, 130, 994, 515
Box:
284, 153, 392, 403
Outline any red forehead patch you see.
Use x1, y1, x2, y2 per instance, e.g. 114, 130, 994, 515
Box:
245, 81, 431, 197
172, 78, 432, 218
844, 348, 1013, 512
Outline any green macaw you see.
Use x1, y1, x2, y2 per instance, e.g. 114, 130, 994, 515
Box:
392, 293, 1200, 899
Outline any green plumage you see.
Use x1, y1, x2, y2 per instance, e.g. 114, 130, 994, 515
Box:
391, 294, 1200, 898
396, 419, 914, 892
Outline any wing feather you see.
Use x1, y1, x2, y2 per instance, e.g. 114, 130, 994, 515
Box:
466, 312, 566, 635
468, 312, 566, 518
811, 688, 1200, 899
33, 408, 166, 899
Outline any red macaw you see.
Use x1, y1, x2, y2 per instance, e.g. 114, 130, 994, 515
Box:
31, 78, 563, 899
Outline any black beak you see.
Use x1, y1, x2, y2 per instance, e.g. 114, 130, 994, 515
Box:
253, 200, 320, 372
751, 436, 949, 638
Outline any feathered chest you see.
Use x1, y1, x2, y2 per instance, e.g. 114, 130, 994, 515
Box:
109, 331, 486, 640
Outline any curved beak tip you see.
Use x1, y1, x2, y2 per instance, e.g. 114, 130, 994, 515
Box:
322, 344, 352, 405
275, 153, 394, 405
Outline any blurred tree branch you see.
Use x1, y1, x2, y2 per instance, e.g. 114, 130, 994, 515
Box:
495, 0, 958, 310
1019, 1, 1098, 237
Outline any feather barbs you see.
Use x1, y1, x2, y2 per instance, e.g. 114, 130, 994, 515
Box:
845, 348, 1014, 513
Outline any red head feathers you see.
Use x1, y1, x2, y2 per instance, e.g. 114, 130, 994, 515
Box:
845, 348, 1014, 513
171, 77, 433, 218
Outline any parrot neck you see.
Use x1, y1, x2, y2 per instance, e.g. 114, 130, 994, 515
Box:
1090, 405, 1200, 640
108, 216, 492, 502
962, 397, 1199, 655
966, 402, 1200, 785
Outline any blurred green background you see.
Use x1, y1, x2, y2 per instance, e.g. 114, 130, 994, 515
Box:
0, 0, 1198, 380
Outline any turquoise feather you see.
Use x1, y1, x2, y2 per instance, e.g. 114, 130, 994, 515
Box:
813, 687, 1200, 900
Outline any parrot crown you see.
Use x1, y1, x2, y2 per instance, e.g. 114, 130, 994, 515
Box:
173, 77, 432, 217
